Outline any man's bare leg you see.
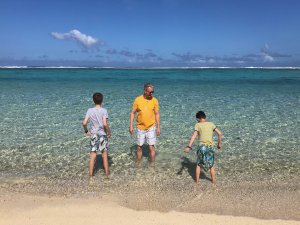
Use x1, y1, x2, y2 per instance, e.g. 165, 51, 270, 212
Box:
148, 145, 156, 163
136, 145, 143, 161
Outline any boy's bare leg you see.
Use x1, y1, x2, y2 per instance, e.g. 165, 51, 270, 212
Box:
148, 145, 156, 163
102, 150, 109, 177
89, 151, 97, 177
210, 166, 216, 186
136, 145, 143, 161
195, 164, 201, 185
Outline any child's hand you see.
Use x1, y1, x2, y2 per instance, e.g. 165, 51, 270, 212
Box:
85, 131, 91, 136
217, 143, 222, 149
184, 146, 191, 153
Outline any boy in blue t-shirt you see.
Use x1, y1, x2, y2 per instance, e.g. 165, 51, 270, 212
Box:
184, 111, 222, 186
82, 92, 111, 181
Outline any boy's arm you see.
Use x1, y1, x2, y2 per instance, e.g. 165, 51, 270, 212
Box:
214, 128, 222, 149
82, 117, 90, 136
184, 131, 198, 153
102, 116, 111, 138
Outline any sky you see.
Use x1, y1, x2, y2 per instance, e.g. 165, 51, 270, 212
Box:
1, 0, 300, 67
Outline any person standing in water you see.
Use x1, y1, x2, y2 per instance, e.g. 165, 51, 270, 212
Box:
82, 92, 111, 182
129, 83, 160, 163
184, 111, 222, 186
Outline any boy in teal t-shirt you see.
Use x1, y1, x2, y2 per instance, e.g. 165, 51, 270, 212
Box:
184, 111, 222, 186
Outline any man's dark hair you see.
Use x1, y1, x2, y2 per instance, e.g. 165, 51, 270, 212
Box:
93, 92, 103, 105
196, 111, 206, 119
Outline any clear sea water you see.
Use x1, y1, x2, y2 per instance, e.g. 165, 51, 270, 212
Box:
0, 68, 299, 216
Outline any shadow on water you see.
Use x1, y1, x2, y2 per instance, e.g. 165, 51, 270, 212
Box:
177, 156, 211, 182
94, 154, 114, 175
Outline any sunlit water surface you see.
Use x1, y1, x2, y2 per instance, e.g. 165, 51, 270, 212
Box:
0, 69, 299, 211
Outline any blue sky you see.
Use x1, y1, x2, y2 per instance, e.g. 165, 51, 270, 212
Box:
1, 0, 300, 67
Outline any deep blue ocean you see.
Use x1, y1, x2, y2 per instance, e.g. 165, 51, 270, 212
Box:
0, 68, 299, 197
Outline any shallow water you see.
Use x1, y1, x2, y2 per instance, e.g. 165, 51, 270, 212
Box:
0, 68, 299, 219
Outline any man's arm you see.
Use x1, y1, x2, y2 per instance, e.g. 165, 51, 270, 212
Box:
154, 109, 160, 135
184, 131, 198, 153
129, 108, 137, 135
214, 128, 222, 149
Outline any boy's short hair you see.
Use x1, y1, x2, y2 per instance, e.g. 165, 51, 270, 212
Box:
93, 92, 103, 105
196, 111, 206, 119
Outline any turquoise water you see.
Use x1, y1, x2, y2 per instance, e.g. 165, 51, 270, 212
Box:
0, 68, 299, 195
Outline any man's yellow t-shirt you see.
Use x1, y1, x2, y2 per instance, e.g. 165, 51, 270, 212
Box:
132, 95, 159, 130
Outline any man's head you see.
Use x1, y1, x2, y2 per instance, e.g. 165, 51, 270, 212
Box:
196, 111, 206, 120
93, 92, 103, 105
143, 83, 154, 99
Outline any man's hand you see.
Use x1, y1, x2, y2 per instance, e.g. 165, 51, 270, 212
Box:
156, 127, 161, 136
129, 126, 134, 135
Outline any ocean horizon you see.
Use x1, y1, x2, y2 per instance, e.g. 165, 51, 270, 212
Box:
1, 66, 300, 69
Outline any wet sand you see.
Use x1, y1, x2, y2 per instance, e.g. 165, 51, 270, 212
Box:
0, 173, 299, 223
0, 192, 299, 225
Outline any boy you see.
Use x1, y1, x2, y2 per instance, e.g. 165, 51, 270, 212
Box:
82, 92, 111, 181
184, 111, 222, 186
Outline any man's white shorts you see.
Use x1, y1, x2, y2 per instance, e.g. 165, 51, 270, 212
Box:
137, 126, 156, 146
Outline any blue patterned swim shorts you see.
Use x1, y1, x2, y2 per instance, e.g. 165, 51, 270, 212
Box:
196, 144, 216, 168
90, 134, 109, 153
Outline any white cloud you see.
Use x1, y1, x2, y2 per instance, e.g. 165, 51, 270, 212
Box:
51, 29, 103, 49
262, 53, 274, 62
260, 44, 274, 62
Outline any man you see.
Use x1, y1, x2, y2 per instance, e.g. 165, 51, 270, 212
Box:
129, 83, 160, 163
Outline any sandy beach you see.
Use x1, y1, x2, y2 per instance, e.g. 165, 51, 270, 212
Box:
0, 192, 299, 225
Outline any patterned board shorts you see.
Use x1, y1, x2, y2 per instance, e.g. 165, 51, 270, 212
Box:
137, 127, 156, 146
90, 134, 109, 153
196, 144, 216, 168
